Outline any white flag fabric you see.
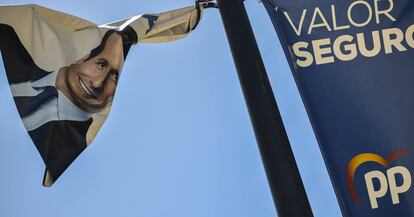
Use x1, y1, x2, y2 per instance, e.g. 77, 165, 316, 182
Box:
0, 3, 204, 186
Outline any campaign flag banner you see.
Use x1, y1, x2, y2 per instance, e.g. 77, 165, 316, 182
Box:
262, 0, 414, 216
0, 4, 204, 187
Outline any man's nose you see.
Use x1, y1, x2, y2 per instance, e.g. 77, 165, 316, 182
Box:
90, 70, 110, 90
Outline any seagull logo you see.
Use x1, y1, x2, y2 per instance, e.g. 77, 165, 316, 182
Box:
143, 14, 159, 34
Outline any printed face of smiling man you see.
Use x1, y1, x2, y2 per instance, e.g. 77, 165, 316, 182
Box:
56, 31, 124, 113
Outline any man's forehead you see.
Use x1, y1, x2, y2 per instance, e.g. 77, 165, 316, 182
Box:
104, 32, 122, 47
99, 34, 124, 66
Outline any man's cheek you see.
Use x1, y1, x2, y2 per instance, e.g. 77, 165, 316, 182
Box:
75, 65, 93, 77
106, 83, 117, 96
67, 69, 79, 89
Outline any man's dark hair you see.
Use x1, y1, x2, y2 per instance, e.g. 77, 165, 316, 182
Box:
85, 26, 138, 61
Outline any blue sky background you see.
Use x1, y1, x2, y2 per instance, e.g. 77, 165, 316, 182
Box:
0, 0, 342, 216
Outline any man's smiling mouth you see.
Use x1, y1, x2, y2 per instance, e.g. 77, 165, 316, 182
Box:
78, 77, 97, 99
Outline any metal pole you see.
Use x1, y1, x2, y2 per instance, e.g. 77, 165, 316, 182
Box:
216, 0, 313, 216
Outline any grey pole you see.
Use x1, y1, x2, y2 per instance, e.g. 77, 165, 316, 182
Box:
216, 0, 314, 216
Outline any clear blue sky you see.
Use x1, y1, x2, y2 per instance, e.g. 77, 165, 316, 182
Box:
0, 0, 342, 216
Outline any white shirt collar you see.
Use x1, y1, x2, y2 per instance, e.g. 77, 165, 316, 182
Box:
57, 91, 91, 120
31, 70, 92, 120
32, 70, 59, 88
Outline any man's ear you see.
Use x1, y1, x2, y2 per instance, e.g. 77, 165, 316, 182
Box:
76, 54, 90, 64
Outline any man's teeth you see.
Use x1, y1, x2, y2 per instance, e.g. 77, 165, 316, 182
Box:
79, 78, 93, 97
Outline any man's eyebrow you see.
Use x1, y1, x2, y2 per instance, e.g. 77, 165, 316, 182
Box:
97, 58, 109, 65
109, 69, 119, 74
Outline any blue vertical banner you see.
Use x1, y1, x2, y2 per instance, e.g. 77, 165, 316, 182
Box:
262, 0, 414, 216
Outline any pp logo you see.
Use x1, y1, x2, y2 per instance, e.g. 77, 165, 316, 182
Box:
345, 151, 411, 209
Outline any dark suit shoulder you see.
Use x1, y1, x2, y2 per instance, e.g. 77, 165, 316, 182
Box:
0, 24, 50, 84
28, 118, 93, 184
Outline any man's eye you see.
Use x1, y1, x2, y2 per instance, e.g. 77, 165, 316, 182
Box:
97, 62, 107, 69
110, 72, 119, 83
